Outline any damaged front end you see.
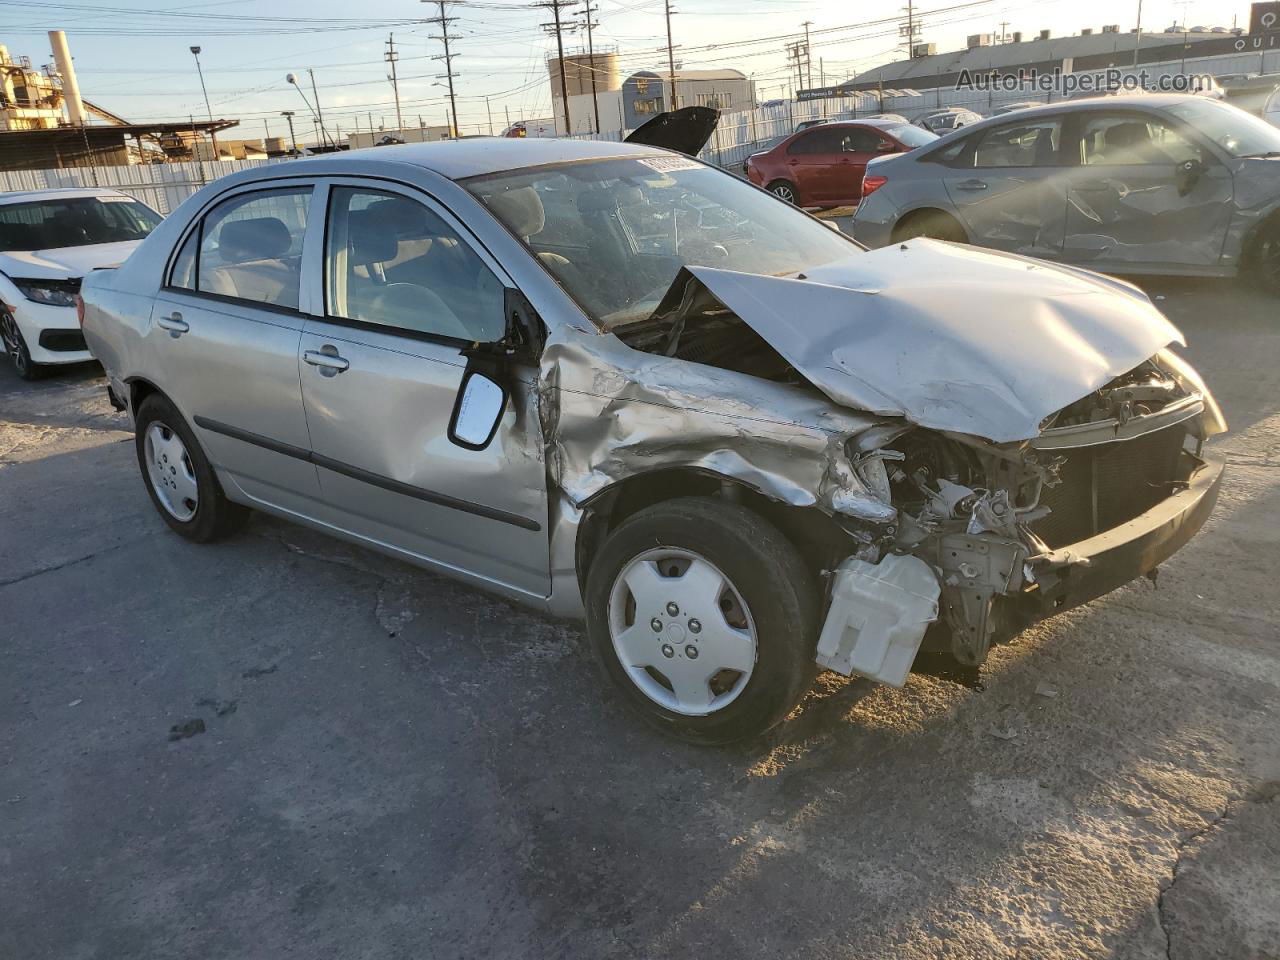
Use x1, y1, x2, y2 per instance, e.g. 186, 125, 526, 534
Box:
549, 241, 1225, 686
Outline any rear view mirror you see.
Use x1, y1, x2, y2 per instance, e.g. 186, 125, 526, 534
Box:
1175, 157, 1204, 197
448, 369, 507, 450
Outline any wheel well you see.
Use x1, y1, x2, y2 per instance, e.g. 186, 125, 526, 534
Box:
1242, 207, 1280, 268
127, 377, 163, 418
891, 207, 966, 243
574, 468, 853, 596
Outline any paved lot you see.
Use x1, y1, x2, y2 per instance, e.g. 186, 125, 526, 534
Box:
2, 279, 1278, 959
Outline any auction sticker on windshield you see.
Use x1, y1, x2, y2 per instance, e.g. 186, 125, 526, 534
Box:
638, 156, 703, 173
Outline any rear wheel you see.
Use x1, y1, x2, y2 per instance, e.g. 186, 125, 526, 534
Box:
134, 394, 248, 542
892, 209, 968, 244
1, 310, 41, 381
585, 497, 818, 745
767, 179, 798, 205
1248, 219, 1280, 296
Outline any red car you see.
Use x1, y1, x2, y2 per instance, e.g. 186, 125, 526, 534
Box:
745, 119, 938, 207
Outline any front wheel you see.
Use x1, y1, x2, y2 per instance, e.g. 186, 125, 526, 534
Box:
767, 180, 798, 205
1248, 220, 1280, 296
134, 394, 248, 542
1, 310, 41, 381
585, 497, 818, 744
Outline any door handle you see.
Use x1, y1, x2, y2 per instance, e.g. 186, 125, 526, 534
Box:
304, 349, 350, 373
955, 179, 988, 191
157, 312, 189, 335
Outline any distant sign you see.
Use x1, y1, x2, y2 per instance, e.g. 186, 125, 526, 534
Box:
1250, 1, 1280, 33
797, 87, 848, 101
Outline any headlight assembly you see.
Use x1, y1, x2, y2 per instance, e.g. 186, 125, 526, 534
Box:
11, 278, 79, 307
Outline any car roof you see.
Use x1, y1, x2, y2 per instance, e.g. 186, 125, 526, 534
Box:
921, 93, 1213, 141
0, 187, 133, 206
284, 136, 670, 181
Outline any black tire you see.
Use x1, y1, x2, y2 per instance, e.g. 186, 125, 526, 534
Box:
134, 394, 248, 543
585, 497, 818, 745
1, 310, 41, 381
1248, 219, 1280, 296
766, 179, 799, 205
892, 209, 968, 244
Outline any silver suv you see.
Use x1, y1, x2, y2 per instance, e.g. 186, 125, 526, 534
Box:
82, 138, 1225, 743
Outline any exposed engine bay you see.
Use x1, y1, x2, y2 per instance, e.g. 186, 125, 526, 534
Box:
612, 271, 1216, 671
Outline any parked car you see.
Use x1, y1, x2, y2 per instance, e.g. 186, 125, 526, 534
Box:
82, 133, 1225, 744
745, 119, 938, 206
795, 118, 832, 132
0, 188, 161, 379
851, 94, 1280, 292
992, 100, 1043, 115
912, 107, 983, 132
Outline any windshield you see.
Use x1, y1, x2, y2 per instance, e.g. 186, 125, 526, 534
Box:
1165, 98, 1280, 157
0, 196, 161, 252
885, 124, 938, 148
465, 155, 859, 329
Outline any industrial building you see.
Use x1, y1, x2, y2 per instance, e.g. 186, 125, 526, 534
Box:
548, 49, 623, 136
0, 31, 236, 171
620, 69, 755, 131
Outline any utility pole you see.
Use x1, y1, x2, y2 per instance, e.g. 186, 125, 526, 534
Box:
425, 0, 461, 138
801, 21, 813, 89
664, 0, 678, 110
308, 68, 330, 147
536, 0, 578, 134
280, 110, 297, 154
385, 33, 403, 132
485, 96, 493, 135
582, 1, 601, 134
1132, 0, 1143, 66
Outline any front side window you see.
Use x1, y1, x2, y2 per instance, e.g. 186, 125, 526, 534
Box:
172, 188, 311, 309
972, 118, 1063, 168
1078, 113, 1203, 166
842, 128, 884, 152
325, 187, 505, 342
0, 195, 160, 252
466, 155, 858, 329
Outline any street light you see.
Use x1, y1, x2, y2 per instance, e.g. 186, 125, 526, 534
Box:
286, 70, 331, 148
189, 46, 218, 160
280, 110, 298, 155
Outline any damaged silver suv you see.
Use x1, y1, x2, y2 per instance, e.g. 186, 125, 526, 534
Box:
81, 136, 1226, 744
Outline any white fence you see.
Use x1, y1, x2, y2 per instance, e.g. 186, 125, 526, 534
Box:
0, 158, 284, 215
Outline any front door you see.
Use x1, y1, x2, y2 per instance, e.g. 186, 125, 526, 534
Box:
298, 181, 550, 597
149, 183, 323, 510
943, 114, 1069, 258
1060, 110, 1235, 270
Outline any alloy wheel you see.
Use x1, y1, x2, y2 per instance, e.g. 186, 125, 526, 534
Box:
144, 421, 199, 521
1, 312, 29, 377
771, 183, 796, 204
607, 547, 758, 716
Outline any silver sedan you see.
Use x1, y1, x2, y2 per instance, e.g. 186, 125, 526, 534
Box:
851, 94, 1280, 292
81, 136, 1225, 743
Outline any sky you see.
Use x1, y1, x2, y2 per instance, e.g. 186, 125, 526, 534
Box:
0, 0, 1258, 142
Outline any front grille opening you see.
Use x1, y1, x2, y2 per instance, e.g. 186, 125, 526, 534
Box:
1031, 426, 1187, 548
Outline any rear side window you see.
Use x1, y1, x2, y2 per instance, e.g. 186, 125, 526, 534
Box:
169, 188, 311, 310
972, 118, 1063, 168
788, 130, 843, 155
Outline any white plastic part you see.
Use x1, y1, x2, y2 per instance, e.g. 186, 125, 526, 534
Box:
815, 553, 941, 687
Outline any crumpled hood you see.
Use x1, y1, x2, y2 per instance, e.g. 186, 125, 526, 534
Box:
688, 239, 1184, 443
0, 240, 142, 280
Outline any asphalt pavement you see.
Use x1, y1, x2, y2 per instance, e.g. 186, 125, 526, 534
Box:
2, 277, 1277, 959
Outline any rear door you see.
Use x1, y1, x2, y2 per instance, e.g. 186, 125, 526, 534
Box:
783, 129, 844, 204
149, 183, 323, 511
1060, 109, 1234, 270
942, 115, 1070, 258
296, 180, 550, 597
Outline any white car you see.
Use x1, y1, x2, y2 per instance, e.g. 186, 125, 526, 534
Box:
0, 188, 161, 380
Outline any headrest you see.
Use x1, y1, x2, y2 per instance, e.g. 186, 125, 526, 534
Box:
219, 217, 292, 262
485, 186, 544, 239
1104, 121, 1148, 149
347, 210, 399, 265
365, 197, 432, 239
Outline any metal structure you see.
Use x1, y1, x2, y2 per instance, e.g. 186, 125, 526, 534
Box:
425, 0, 461, 138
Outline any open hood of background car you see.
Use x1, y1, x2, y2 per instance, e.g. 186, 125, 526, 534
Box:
623, 105, 719, 157
687, 239, 1185, 443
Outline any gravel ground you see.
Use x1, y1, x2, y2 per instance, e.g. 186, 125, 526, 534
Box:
1, 278, 1277, 959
